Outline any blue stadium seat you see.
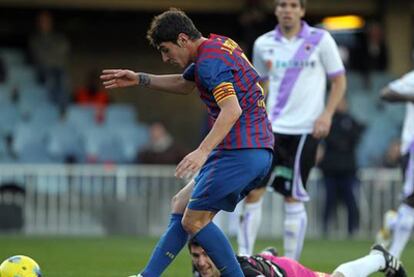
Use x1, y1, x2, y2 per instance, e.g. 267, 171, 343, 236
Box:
17, 85, 50, 116
347, 71, 365, 92
12, 122, 51, 163
66, 105, 98, 131
370, 72, 395, 93
106, 104, 137, 126
83, 125, 125, 163
29, 102, 60, 127
112, 123, 149, 162
347, 90, 379, 125
356, 114, 400, 167
0, 103, 20, 137
47, 121, 85, 163
0, 48, 25, 66
0, 137, 15, 163
0, 84, 13, 105
8, 65, 37, 86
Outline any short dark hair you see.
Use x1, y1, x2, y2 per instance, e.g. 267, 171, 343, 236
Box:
146, 8, 202, 48
275, 0, 306, 8
188, 238, 200, 251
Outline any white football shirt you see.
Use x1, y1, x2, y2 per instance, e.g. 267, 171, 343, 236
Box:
253, 21, 345, 134
388, 70, 414, 154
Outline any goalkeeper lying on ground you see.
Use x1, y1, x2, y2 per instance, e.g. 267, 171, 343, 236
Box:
189, 238, 406, 277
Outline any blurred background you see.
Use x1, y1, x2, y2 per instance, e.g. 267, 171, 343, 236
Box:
0, 0, 413, 270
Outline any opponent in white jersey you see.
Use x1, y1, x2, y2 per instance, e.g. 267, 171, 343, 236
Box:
237, 0, 346, 260
377, 70, 414, 258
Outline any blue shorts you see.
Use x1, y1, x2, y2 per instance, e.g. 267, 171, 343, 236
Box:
188, 148, 273, 212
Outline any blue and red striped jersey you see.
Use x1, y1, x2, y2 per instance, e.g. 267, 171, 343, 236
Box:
183, 34, 274, 150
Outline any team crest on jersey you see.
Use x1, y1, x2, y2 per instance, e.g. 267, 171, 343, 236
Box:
265, 60, 272, 70
305, 43, 313, 51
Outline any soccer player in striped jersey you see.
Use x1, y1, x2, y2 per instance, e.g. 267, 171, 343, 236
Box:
237, 0, 347, 259
101, 8, 274, 277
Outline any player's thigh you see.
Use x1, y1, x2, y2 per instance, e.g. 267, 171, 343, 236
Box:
171, 179, 195, 213
245, 186, 267, 203
270, 134, 319, 196
189, 149, 272, 212
402, 152, 414, 208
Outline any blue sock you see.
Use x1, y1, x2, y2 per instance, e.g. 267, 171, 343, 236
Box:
193, 222, 244, 277
141, 214, 188, 277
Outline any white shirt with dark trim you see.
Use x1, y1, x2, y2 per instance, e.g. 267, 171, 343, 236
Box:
253, 21, 345, 134
388, 70, 414, 154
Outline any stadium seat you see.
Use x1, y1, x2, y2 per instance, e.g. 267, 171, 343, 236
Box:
29, 102, 60, 127
17, 85, 50, 116
7, 65, 37, 86
0, 84, 13, 105
347, 71, 365, 91
370, 72, 395, 92
105, 104, 137, 126
0, 137, 11, 163
356, 114, 399, 167
347, 90, 379, 125
66, 105, 98, 131
0, 48, 26, 66
47, 121, 85, 163
0, 103, 20, 137
12, 122, 51, 163
112, 123, 149, 162
83, 124, 125, 163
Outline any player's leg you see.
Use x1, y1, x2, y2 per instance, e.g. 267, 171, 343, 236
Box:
187, 148, 272, 277
182, 208, 244, 277
271, 134, 318, 260
333, 244, 406, 277
237, 133, 276, 255
140, 179, 194, 277
237, 186, 266, 255
388, 150, 414, 258
389, 201, 414, 258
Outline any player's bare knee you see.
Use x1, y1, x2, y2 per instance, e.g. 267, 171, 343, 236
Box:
285, 196, 299, 203
171, 193, 186, 213
245, 187, 266, 203
181, 216, 202, 235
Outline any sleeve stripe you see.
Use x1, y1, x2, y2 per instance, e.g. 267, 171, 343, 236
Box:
216, 94, 237, 104
213, 82, 236, 103
214, 82, 233, 91
214, 91, 233, 101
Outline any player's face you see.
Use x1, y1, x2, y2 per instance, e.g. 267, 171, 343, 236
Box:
190, 245, 220, 277
158, 41, 191, 68
275, 0, 305, 29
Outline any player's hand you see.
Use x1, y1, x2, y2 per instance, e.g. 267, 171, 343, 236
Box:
175, 148, 209, 179
100, 69, 138, 89
312, 112, 332, 139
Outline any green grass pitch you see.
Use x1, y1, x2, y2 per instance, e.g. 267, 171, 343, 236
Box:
0, 236, 412, 276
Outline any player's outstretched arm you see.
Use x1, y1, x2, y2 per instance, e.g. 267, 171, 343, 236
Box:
101, 69, 195, 95
380, 86, 414, 103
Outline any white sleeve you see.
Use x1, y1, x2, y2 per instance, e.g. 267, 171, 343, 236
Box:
319, 32, 345, 77
389, 71, 414, 95
252, 39, 268, 78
